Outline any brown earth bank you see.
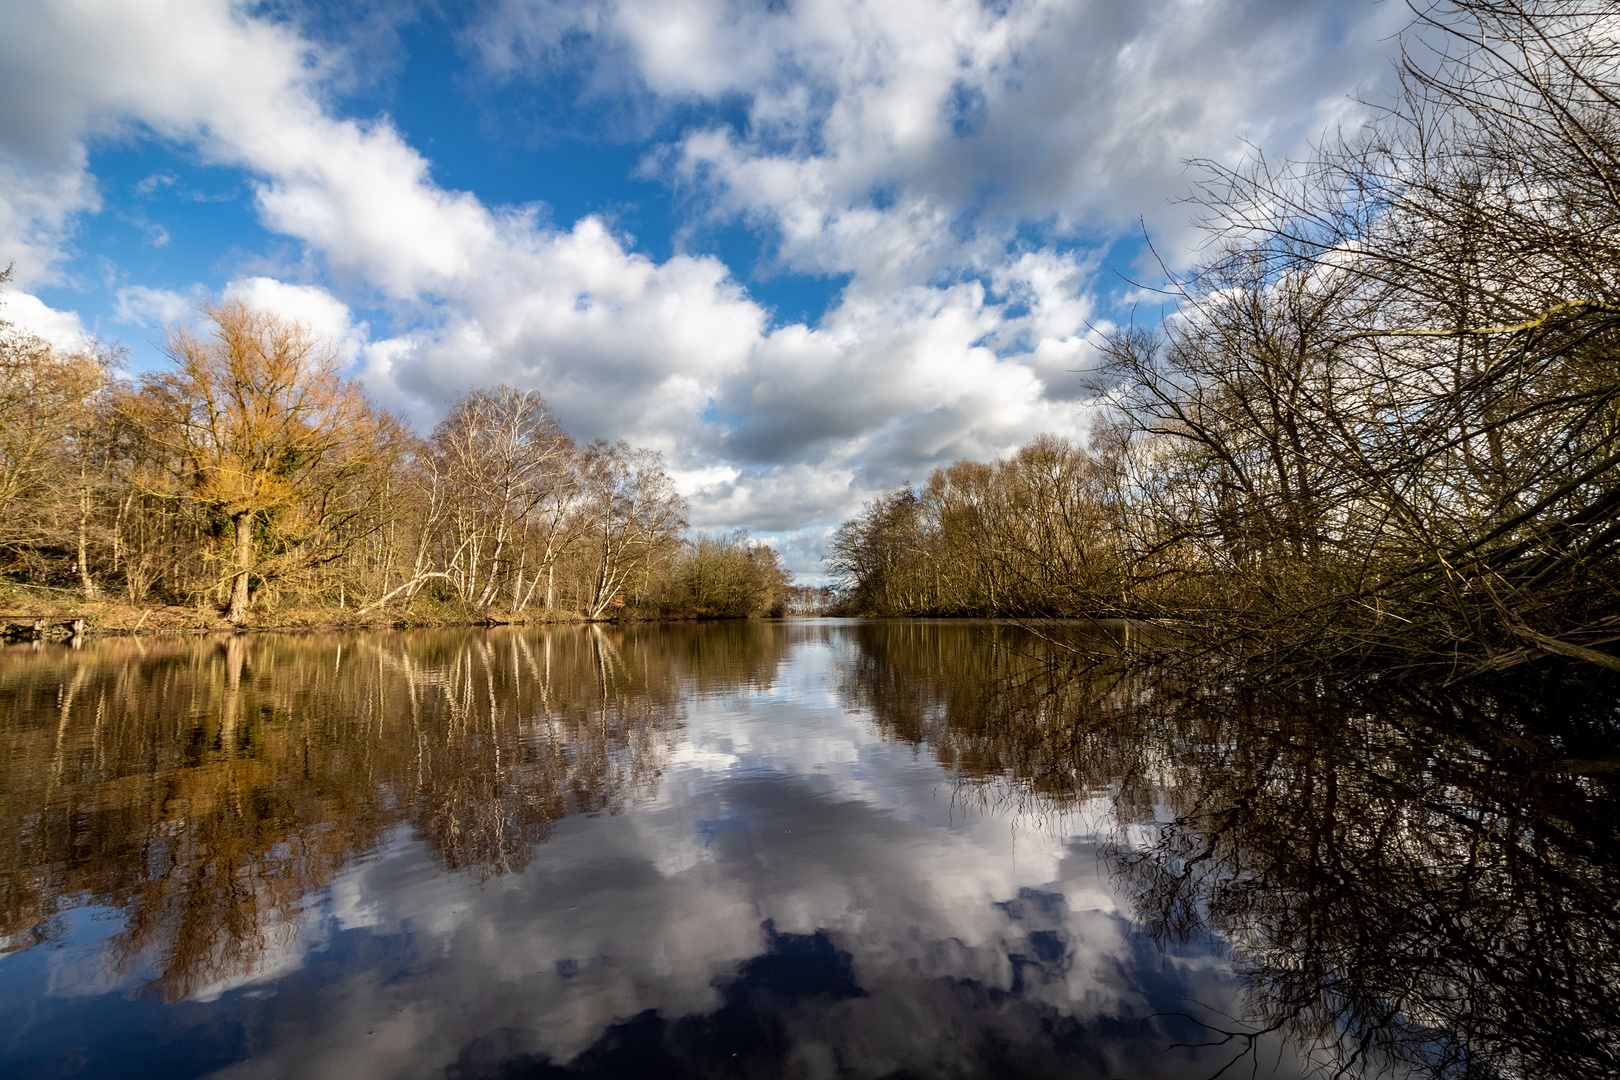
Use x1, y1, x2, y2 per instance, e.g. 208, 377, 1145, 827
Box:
0, 587, 796, 640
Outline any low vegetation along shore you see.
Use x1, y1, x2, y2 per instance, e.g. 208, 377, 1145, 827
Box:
0, 587, 577, 642
0, 555, 831, 640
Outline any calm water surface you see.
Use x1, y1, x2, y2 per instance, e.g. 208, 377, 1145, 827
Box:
0, 621, 1614, 1079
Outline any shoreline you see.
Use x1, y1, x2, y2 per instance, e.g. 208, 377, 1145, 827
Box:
0, 596, 808, 642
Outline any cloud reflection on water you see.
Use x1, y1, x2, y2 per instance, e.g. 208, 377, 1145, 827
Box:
0, 623, 1329, 1078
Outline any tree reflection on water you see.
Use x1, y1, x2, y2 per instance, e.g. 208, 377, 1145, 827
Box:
839, 621, 1620, 1080
3, 621, 1615, 1079
0, 622, 792, 1003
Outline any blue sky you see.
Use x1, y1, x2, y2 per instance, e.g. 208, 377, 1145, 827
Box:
0, 0, 1407, 578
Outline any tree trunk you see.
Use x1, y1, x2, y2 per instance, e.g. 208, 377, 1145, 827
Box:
76, 467, 96, 598
228, 510, 254, 624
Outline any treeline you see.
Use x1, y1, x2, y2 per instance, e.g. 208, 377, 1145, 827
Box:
827, 433, 1128, 618
0, 295, 789, 623
830, 0, 1620, 675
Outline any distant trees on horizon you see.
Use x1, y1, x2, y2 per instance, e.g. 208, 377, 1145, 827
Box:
826, 433, 1129, 619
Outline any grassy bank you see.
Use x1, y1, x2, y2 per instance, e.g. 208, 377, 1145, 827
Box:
0, 584, 583, 639
0, 583, 809, 639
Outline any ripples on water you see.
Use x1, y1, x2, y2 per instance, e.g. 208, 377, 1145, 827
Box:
0, 621, 1614, 1079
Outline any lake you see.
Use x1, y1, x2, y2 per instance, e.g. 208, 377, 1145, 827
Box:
0, 621, 1613, 1079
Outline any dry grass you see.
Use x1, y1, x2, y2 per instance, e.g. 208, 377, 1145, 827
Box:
0, 582, 589, 637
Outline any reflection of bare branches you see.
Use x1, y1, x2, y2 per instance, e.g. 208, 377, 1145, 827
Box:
839, 621, 1620, 1080
410, 625, 689, 880
0, 624, 793, 998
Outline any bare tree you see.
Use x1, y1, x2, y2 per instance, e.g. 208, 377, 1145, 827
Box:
0, 277, 110, 584
1088, 0, 1620, 671
429, 386, 582, 611
578, 441, 687, 619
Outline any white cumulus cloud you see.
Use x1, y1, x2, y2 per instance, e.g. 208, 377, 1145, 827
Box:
0, 288, 93, 351
0, 0, 1410, 576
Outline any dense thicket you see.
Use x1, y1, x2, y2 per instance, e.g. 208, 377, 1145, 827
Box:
826, 433, 1128, 618
652, 530, 792, 617
831, 0, 1620, 676
0, 295, 789, 622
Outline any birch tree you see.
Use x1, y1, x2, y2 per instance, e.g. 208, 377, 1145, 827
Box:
578, 441, 686, 619
430, 387, 582, 611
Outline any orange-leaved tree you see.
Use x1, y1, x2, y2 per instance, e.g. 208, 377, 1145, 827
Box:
127, 300, 389, 623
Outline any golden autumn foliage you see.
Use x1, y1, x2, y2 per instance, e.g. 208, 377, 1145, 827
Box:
125, 300, 399, 622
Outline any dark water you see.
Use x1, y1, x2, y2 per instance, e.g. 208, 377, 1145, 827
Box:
0, 621, 1614, 1080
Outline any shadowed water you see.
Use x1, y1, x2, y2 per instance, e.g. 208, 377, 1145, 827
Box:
0, 621, 1613, 1079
